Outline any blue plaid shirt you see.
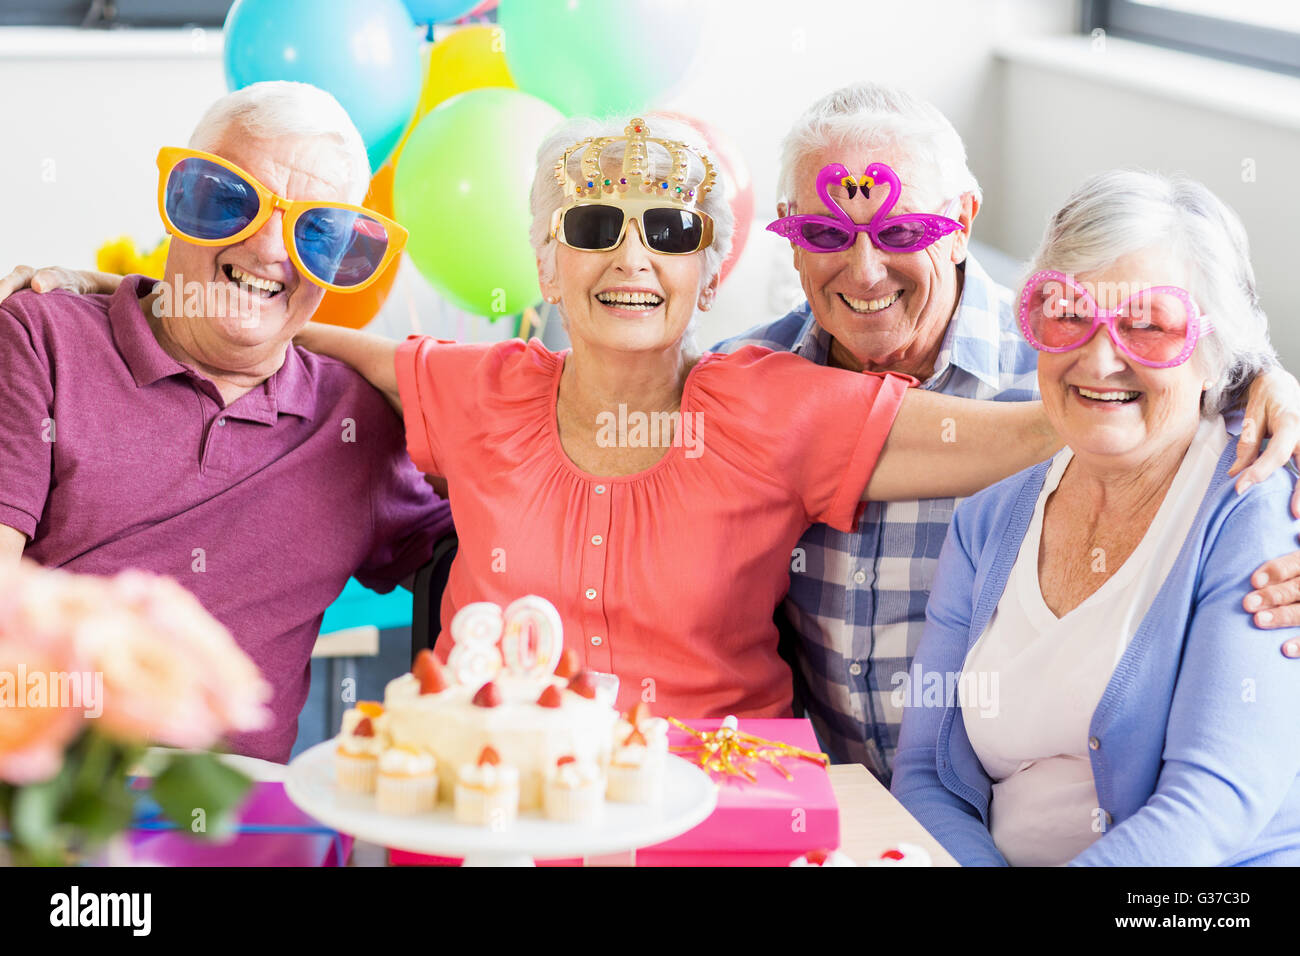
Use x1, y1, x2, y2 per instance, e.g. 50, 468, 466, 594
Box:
711, 255, 1039, 779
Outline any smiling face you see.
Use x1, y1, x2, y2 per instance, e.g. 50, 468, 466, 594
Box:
159, 130, 354, 358
1036, 247, 1208, 469
785, 143, 972, 376
540, 210, 717, 358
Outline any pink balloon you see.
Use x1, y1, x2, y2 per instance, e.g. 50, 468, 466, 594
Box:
653, 111, 755, 285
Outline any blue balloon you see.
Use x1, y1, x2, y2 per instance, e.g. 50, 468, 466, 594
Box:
224, 0, 422, 172
402, 0, 479, 24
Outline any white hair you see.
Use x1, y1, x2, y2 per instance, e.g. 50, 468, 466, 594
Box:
529, 115, 734, 303
188, 81, 371, 204
1026, 168, 1276, 416
778, 81, 980, 209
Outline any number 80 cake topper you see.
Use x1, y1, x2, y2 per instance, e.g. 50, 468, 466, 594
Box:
447, 595, 566, 686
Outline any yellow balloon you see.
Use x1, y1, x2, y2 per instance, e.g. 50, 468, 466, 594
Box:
392, 24, 515, 167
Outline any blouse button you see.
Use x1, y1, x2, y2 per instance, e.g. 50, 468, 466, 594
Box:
217, 418, 228, 427
1088, 736, 1100, 750
848, 662, 863, 677
594, 484, 607, 494
590, 635, 603, 646
585, 588, 597, 600
590, 534, 603, 546
852, 570, 866, 584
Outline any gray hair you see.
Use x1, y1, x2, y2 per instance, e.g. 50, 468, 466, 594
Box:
1026, 168, 1276, 417
778, 81, 981, 208
188, 81, 371, 204
529, 115, 734, 297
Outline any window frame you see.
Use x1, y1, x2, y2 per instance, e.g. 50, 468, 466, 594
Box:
1082, 0, 1300, 77
0, 0, 234, 28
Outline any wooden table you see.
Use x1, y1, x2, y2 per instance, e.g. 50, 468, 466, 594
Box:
829, 764, 958, 867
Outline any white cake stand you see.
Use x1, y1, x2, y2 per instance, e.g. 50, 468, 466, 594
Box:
285, 740, 718, 867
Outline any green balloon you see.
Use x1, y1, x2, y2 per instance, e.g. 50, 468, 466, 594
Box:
394, 88, 564, 318
498, 0, 702, 117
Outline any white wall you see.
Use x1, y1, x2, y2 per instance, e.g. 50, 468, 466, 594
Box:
0, 0, 1073, 348
979, 34, 1300, 369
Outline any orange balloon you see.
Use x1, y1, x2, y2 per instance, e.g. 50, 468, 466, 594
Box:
312, 163, 401, 330
391, 24, 515, 168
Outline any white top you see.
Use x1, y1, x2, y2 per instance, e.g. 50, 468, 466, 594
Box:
959, 416, 1227, 866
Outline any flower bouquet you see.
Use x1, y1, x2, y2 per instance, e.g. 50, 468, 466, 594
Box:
0, 560, 272, 865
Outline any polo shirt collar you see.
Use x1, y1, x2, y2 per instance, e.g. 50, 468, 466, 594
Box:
107, 273, 315, 423
109, 275, 185, 388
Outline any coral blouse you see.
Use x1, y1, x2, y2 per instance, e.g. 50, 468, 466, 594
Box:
395, 337, 912, 719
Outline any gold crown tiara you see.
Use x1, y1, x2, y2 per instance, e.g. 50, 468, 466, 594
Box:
553, 117, 718, 208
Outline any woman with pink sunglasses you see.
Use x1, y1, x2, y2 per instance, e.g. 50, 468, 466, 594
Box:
892, 169, 1300, 866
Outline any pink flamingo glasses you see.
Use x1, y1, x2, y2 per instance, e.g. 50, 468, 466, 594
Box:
766, 162, 965, 253
1018, 269, 1215, 369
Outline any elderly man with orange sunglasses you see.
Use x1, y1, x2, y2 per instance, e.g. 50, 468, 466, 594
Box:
0, 81, 452, 763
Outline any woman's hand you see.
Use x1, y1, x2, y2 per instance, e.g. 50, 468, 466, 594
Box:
1229, 366, 1300, 514
0, 265, 121, 304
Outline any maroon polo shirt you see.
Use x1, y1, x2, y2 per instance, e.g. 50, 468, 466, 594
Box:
0, 276, 454, 762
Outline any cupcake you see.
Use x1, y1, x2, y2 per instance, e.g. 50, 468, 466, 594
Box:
790, 848, 858, 867
862, 844, 932, 867
335, 701, 386, 794
606, 724, 667, 804
454, 746, 520, 830
543, 755, 605, 824
376, 745, 438, 815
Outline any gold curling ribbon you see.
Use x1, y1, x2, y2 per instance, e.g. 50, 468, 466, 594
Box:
668, 717, 829, 783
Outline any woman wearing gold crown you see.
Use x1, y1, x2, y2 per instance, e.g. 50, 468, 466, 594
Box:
273, 114, 1063, 721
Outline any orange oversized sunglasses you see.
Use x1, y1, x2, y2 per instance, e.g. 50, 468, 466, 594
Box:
156, 146, 407, 293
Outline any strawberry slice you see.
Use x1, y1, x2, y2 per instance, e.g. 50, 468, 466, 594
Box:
554, 648, 581, 679
556, 755, 577, 767
537, 685, 563, 708
623, 727, 647, 748
805, 849, 830, 865
472, 681, 502, 708
412, 649, 449, 694
881, 848, 905, 861
568, 670, 598, 699
354, 717, 374, 738
478, 746, 501, 766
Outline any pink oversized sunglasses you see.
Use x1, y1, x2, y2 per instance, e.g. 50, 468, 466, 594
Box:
1018, 269, 1215, 369
766, 162, 965, 254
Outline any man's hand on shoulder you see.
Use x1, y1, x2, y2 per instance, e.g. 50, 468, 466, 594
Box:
0, 265, 121, 305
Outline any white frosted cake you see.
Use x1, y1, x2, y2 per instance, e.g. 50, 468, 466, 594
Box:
383, 670, 619, 811
375, 595, 625, 815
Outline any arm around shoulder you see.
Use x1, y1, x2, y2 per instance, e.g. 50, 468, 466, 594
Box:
866, 391, 1060, 501
0, 525, 26, 565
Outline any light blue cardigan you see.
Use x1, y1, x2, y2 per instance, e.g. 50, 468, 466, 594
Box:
891, 438, 1300, 866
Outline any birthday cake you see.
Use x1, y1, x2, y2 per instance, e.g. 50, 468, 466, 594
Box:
333, 595, 665, 824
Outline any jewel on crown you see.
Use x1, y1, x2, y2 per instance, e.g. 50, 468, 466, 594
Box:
552, 117, 718, 208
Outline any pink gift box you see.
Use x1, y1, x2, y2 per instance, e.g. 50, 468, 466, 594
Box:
635, 718, 838, 866
389, 718, 838, 867
126, 782, 351, 866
